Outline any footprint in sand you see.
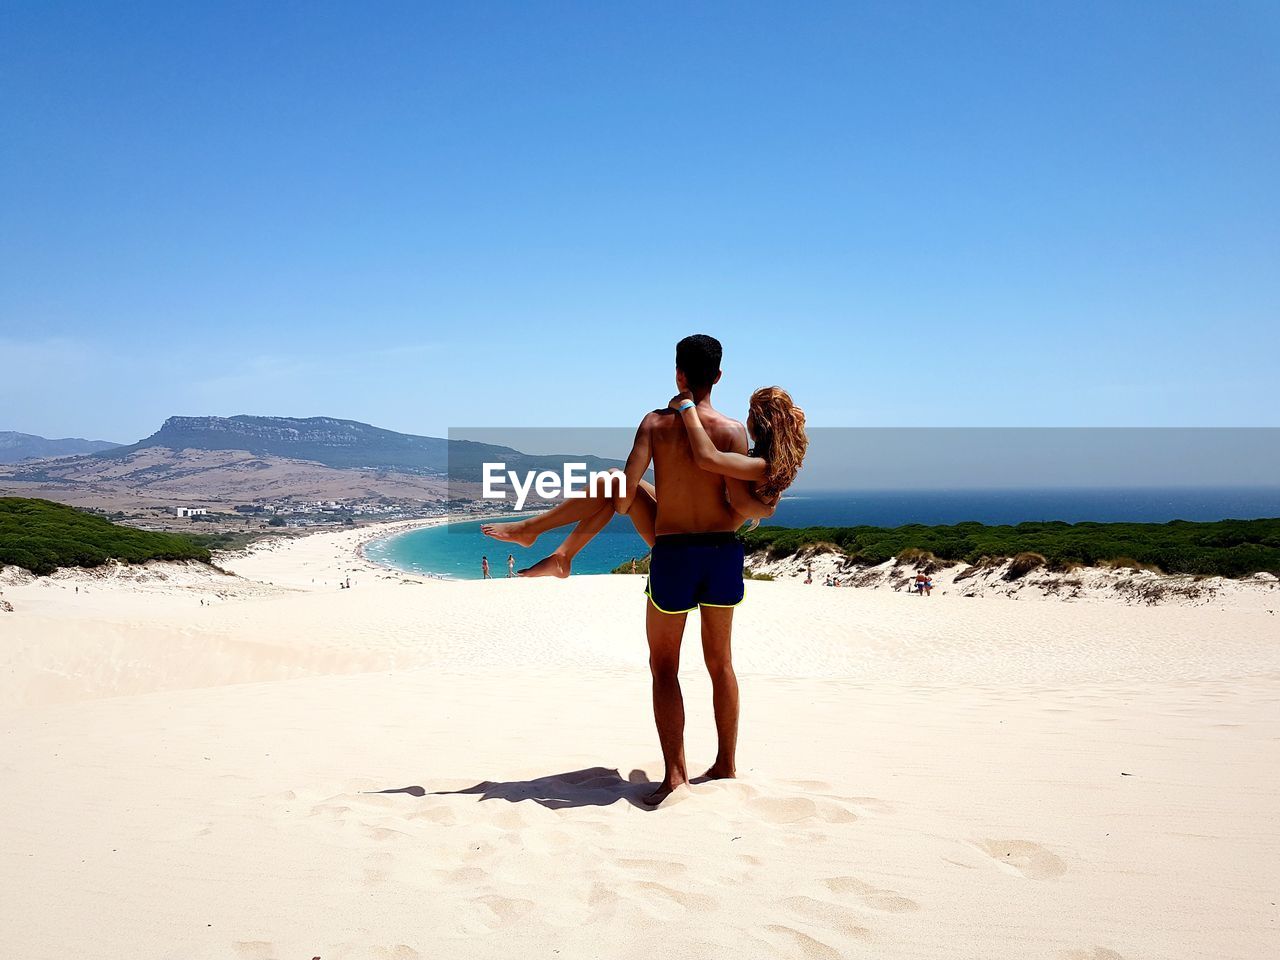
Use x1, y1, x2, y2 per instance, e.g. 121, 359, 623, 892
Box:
747, 795, 818, 823
974, 839, 1067, 879
308, 801, 353, 821
489, 805, 536, 831
755, 923, 846, 960
615, 856, 690, 878
746, 795, 858, 825
445, 865, 487, 884
845, 795, 895, 815
363, 851, 393, 885
407, 804, 457, 825
587, 881, 621, 912
473, 894, 536, 926
821, 876, 920, 912
784, 778, 835, 792
781, 782, 895, 816
781, 895, 874, 938
621, 880, 717, 917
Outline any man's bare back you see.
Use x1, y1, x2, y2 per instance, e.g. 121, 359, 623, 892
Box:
642, 402, 749, 536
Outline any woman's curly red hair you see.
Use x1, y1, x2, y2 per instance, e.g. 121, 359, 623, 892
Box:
748, 386, 808, 504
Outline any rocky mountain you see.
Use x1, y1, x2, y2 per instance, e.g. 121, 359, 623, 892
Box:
99, 415, 620, 479
0, 431, 121, 464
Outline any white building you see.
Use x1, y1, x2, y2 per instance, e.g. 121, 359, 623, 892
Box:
167, 506, 208, 518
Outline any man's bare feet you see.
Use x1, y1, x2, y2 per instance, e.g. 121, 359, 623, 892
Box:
480, 522, 537, 548
517, 553, 571, 578
701, 763, 736, 781
642, 776, 689, 806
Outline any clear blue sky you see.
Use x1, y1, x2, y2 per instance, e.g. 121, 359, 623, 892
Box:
2, 1, 1277, 443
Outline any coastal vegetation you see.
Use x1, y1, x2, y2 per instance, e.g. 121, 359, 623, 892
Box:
185, 529, 282, 553
0, 497, 212, 575
739, 518, 1280, 579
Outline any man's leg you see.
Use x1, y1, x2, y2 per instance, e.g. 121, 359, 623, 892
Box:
699, 605, 739, 780
645, 601, 690, 804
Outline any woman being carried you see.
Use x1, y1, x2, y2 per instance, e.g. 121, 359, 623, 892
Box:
481, 385, 807, 576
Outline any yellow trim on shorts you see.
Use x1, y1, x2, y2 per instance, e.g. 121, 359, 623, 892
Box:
698, 597, 745, 609
644, 590, 697, 615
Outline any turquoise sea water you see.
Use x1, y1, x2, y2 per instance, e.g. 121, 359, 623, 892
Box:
363, 487, 1280, 580
363, 515, 647, 580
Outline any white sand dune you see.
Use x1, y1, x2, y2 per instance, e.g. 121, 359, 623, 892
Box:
1, 524, 1277, 959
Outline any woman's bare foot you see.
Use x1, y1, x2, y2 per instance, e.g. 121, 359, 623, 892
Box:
701, 763, 737, 781
481, 521, 537, 548
642, 776, 689, 806
517, 553, 571, 578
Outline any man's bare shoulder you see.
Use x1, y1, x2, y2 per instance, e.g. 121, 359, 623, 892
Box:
700, 411, 748, 447
697, 406, 743, 428
638, 409, 673, 432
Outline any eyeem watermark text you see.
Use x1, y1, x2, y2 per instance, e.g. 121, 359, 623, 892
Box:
482, 462, 625, 510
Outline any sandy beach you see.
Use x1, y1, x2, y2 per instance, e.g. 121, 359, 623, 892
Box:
2, 522, 1278, 959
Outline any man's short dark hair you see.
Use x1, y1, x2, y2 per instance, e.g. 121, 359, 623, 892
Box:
676, 334, 722, 390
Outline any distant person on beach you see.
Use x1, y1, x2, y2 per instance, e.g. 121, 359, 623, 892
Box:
482, 334, 808, 804
507, 554, 515, 578
481, 556, 491, 579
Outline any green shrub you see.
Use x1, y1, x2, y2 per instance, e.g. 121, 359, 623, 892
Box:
0, 498, 212, 575
740, 517, 1280, 580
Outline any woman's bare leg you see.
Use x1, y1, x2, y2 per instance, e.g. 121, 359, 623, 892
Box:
481, 491, 605, 548
623, 479, 658, 548
519, 478, 659, 578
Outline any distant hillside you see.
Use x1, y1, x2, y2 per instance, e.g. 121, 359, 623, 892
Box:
0, 497, 211, 574
99, 415, 621, 479
0, 431, 120, 464
0, 445, 452, 510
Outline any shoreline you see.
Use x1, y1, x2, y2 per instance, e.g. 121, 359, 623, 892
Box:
353, 510, 541, 582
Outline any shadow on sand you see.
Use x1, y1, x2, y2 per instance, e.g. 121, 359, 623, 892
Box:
371, 766, 660, 811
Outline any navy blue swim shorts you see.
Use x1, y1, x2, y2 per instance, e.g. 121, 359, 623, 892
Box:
645, 531, 745, 614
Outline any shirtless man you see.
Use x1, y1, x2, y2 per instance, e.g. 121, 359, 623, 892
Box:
480, 335, 765, 804
613, 335, 759, 804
